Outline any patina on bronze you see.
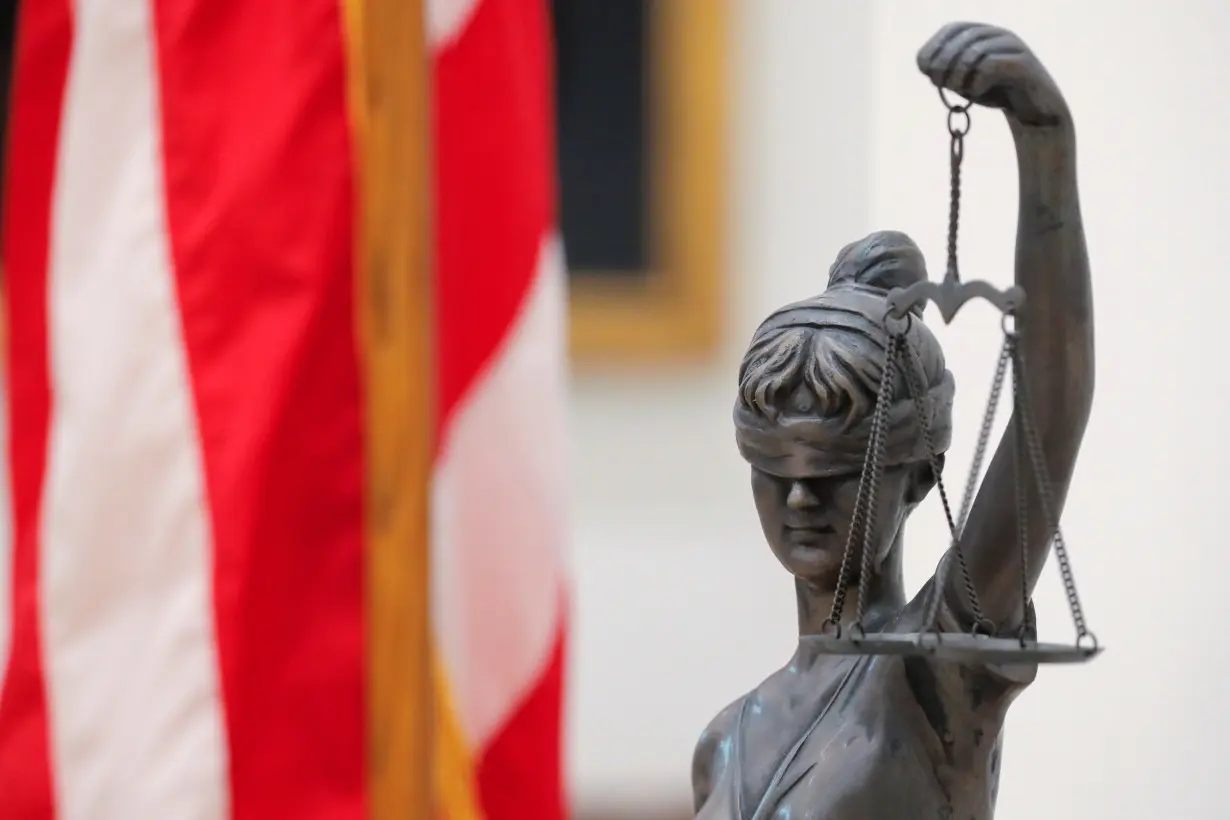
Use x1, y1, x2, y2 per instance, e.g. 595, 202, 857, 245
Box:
693, 23, 1097, 820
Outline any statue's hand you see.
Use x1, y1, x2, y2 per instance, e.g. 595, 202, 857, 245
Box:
917, 22, 1068, 128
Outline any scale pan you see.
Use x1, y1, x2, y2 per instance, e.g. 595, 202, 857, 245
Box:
804, 631, 1102, 665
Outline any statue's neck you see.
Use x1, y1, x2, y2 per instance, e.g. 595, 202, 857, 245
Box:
795, 532, 907, 644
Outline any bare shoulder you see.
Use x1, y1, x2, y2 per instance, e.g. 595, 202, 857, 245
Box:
694, 696, 743, 758
691, 695, 746, 812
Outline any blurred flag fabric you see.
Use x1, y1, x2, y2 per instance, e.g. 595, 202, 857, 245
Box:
430, 0, 569, 818
0, 0, 567, 817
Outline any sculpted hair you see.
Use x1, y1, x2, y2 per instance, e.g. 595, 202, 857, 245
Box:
739, 326, 885, 428
737, 231, 948, 429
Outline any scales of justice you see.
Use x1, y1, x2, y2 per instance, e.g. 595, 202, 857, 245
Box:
692, 22, 1099, 819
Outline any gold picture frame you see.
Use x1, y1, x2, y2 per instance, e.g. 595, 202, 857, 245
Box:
566, 0, 727, 365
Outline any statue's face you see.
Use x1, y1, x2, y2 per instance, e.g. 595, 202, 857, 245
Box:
750, 460, 925, 588
736, 324, 945, 587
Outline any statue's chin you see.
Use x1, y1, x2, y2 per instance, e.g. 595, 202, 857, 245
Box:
779, 540, 845, 588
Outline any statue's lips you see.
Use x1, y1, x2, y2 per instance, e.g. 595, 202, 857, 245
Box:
784, 523, 836, 540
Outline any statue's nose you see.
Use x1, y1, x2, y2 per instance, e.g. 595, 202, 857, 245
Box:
786, 481, 818, 510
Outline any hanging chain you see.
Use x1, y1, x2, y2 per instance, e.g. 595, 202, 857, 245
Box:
913, 336, 1012, 636
954, 339, 1012, 535
853, 336, 904, 628
825, 339, 900, 632
1009, 334, 1031, 645
915, 87, 1002, 636
940, 88, 971, 285
1010, 344, 1093, 643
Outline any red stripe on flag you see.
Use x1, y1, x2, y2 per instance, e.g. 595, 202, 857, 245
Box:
476, 622, 569, 820
434, 0, 555, 427
150, 2, 367, 817
0, 1, 73, 815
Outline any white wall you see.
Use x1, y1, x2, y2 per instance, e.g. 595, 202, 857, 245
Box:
569, 1, 1230, 818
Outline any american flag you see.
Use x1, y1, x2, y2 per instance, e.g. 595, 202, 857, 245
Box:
0, 0, 568, 816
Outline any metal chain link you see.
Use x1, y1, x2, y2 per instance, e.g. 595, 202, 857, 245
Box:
1010, 344, 1092, 641
955, 338, 1012, 534
854, 336, 905, 627
1010, 334, 1036, 642
826, 340, 901, 630
914, 335, 1012, 635
940, 88, 971, 285
898, 336, 989, 634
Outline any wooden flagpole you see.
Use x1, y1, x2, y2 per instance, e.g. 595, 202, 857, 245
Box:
347, 0, 434, 817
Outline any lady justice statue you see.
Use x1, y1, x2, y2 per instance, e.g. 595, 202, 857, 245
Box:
692, 22, 1094, 820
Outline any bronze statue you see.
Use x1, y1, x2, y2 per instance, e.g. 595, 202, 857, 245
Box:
692, 22, 1095, 820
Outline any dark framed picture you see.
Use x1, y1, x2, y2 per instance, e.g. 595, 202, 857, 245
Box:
553, 0, 727, 363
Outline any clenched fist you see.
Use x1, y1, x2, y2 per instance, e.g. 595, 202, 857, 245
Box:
917, 22, 1068, 128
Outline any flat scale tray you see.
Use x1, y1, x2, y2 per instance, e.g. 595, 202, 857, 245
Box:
802, 632, 1101, 665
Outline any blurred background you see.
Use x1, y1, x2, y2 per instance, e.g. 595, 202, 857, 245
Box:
565, 1, 1230, 818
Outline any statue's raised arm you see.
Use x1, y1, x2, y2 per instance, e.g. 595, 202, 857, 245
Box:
919, 23, 1095, 627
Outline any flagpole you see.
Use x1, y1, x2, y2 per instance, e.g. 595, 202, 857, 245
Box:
349, 0, 434, 816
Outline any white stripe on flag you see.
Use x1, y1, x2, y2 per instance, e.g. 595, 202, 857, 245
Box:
41, 1, 229, 817
427, 0, 480, 50
432, 232, 569, 749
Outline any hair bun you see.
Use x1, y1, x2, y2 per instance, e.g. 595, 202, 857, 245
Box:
827, 230, 929, 294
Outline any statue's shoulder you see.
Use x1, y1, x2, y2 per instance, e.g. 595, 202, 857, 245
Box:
691, 694, 749, 811
695, 695, 745, 751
